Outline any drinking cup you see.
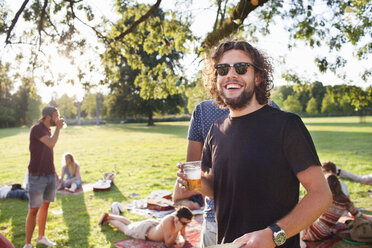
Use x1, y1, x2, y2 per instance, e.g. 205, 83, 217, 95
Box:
181, 161, 201, 191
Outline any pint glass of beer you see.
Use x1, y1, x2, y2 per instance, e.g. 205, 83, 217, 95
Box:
182, 161, 201, 191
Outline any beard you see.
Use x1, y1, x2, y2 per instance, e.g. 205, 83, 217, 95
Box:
220, 83, 255, 110
50, 119, 57, 126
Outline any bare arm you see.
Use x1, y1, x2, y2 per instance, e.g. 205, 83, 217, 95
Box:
163, 217, 183, 248
277, 165, 332, 237
186, 140, 203, 162
60, 166, 66, 180
172, 179, 199, 202
39, 120, 63, 148
234, 165, 332, 248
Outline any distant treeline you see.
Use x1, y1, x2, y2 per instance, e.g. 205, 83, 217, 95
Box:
271, 82, 371, 116
1, 79, 371, 128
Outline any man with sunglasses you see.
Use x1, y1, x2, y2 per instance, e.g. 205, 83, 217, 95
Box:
24, 106, 65, 248
98, 206, 193, 248
182, 98, 279, 248
177, 39, 332, 248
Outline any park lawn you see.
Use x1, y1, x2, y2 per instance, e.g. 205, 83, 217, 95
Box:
0, 116, 371, 248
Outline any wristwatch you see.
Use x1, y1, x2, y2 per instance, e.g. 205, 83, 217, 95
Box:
269, 224, 286, 246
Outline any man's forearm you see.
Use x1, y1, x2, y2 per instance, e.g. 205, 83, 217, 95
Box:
50, 127, 61, 147
275, 166, 332, 239
277, 188, 331, 238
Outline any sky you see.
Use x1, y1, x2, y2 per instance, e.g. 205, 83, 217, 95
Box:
1, 0, 370, 104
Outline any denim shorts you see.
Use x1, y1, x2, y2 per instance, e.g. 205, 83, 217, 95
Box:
28, 174, 56, 208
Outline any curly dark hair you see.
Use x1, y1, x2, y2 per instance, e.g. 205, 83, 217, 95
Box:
203, 38, 273, 107
175, 206, 193, 220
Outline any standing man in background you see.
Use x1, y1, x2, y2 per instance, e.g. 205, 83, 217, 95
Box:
24, 106, 64, 248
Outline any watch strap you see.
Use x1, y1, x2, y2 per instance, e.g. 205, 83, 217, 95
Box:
269, 223, 281, 233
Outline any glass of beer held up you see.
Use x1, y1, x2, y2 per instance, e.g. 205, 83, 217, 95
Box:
181, 161, 201, 191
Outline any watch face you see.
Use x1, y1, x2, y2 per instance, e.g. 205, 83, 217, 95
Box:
275, 231, 286, 246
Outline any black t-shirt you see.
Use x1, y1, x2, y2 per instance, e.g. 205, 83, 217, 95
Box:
28, 122, 55, 174
202, 105, 320, 247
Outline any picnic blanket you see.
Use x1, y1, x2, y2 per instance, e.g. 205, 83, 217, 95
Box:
124, 191, 204, 219
56, 183, 94, 195
114, 215, 203, 248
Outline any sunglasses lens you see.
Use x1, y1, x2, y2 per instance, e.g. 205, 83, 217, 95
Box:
234, 63, 249, 74
216, 65, 229, 76
215, 63, 251, 76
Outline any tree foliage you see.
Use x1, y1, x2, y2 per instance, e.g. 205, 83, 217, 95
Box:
1, 0, 370, 82
101, 4, 192, 125
283, 95, 302, 113
272, 82, 371, 116
12, 76, 42, 126
201, 0, 371, 81
306, 97, 319, 114
54, 93, 77, 119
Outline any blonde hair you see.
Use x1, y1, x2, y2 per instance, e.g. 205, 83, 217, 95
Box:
62, 153, 79, 176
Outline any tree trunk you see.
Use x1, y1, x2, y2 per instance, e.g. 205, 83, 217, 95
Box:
77, 102, 81, 125
147, 108, 154, 126
96, 95, 100, 125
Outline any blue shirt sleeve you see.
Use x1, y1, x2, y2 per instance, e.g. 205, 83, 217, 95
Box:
187, 104, 204, 142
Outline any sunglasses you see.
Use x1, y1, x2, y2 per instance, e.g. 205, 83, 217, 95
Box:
214, 62, 257, 76
180, 220, 190, 226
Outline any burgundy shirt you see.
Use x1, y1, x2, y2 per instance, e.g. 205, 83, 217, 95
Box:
28, 122, 55, 174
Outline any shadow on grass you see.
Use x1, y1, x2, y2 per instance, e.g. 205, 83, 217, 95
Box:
59, 193, 90, 247
100, 225, 126, 248
92, 184, 128, 248
0, 198, 29, 247
93, 184, 127, 202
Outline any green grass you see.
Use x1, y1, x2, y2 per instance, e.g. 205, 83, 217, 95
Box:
0, 116, 371, 247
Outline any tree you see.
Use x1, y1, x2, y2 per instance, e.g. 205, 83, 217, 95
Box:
102, 4, 192, 125
2, 0, 370, 86
201, 0, 371, 82
81, 92, 106, 119
310, 81, 326, 112
54, 93, 77, 119
185, 72, 209, 114
273, 85, 295, 103
306, 97, 318, 115
321, 94, 338, 114
13, 76, 42, 126
0, 61, 15, 127
283, 95, 302, 114
281, 71, 310, 112
339, 97, 354, 114
270, 89, 284, 109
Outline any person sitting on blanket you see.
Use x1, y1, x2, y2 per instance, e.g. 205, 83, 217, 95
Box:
98, 206, 193, 248
172, 180, 204, 210
302, 175, 371, 241
57, 153, 82, 193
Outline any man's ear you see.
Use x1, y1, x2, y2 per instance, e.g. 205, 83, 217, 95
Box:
255, 74, 261, 86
